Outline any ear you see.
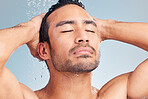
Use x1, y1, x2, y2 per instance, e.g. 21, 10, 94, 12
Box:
37, 42, 50, 60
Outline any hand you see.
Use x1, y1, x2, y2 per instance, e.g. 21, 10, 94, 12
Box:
26, 13, 45, 60
93, 17, 116, 41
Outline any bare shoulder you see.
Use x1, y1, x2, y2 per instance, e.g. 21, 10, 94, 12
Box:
0, 66, 39, 99
19, 83, 39, 99
34, 87, 48, 99
98, 72, 132, 99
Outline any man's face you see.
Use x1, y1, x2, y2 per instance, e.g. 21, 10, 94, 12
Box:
47, 5, 101, 73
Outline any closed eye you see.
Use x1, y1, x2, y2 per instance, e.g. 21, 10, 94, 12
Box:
61, 30, 73, 33
86, 30, 95, 33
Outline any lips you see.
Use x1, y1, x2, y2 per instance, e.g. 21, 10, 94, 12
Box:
73, 47, 93, 55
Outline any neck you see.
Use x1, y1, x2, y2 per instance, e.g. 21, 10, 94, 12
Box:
44, 71, 96, 99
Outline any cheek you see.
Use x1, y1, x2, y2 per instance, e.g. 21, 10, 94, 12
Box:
89, 34, 100, 53
50, 35, 74, 57
89, 33, 100, 44
95, 44, 100, 56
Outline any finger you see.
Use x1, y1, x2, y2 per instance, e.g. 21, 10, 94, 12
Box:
30, 13, 46, 22
40, 13, 46, 18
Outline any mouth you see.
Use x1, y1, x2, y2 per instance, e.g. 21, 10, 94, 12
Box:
73, 47, 94, 55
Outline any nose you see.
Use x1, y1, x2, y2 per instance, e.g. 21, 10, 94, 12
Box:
74, 31, 89, 44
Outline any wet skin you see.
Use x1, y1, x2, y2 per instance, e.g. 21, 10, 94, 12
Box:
36, 5, 127, 99
36, 4, 148, 99
36, 4, 101, 99
46, 4, 101, 73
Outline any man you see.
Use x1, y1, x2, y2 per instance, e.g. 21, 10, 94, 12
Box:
0, 0, 148, 99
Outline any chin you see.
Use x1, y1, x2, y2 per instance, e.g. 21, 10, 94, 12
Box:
60, 59, 100, 73
52, 54, 100, 73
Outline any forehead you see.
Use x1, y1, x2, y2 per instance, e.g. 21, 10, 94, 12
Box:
47, 4, 93, 26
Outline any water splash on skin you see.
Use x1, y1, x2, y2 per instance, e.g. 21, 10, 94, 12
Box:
91, 87, 98, 94
75, 74, 79, 77
143, 96, 147, 99
27, 0, 57, 19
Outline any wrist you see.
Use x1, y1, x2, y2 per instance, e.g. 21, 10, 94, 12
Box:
18, 22, 35, 44
99, 19, 117, 41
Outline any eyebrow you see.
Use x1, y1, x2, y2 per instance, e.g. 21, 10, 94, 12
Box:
56, 20, 97, 27
56, 21, 75, 27
83, 20, 97, 27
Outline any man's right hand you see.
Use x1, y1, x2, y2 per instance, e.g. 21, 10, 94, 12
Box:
26, 13, 45, 60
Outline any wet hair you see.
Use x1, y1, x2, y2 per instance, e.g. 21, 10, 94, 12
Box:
39, 0, 85, 47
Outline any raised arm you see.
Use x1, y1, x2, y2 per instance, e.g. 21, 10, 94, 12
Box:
0, 23, 33, 67
0, 14, 44, 98
95, 19, 148, 98
96, 20, 148, 51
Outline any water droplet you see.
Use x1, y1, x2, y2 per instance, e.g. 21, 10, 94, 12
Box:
34, 77, 36, 80
27, 0, 57, 19
75, 74, 79, 77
